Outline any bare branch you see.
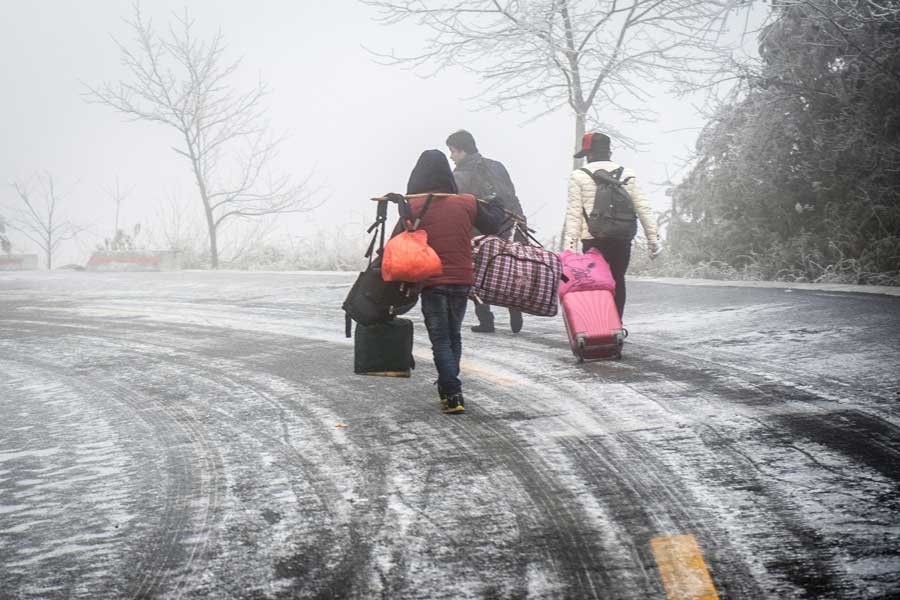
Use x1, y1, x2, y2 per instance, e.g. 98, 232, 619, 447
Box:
362, 0, 749, 152
8, 174, 85, 269
84, 2, 318, 268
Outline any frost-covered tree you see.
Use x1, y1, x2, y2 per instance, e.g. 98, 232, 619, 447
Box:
364, 0, 745, 165
669, 0, 900, 283
0, 214, 11, 255
85, 4, 318, 268
9, 174, 83, 270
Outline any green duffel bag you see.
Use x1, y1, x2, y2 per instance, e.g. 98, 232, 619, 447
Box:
354, 318, 415, 377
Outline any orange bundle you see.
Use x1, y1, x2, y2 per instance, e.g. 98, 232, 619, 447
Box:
382, 229, 442, 282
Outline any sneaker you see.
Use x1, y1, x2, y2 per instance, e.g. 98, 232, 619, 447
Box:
441, 393, 465, 414
509, 310, 523, 333
470, 324, 495, 333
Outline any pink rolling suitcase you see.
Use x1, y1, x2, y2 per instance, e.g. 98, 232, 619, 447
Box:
562, 289, 627, 361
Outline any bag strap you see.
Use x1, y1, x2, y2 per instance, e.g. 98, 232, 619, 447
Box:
364, 199, 389, 265
409, 193, 434, 231
385, 192, 434, 232
580, 168, 598, 225
581, 167, 625, 185
504, 219, 543, 247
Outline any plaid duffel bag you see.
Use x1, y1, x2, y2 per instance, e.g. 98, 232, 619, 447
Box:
470, 235, 562, 316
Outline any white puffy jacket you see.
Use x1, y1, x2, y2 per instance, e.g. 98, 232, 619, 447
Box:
562, 160, 659, 252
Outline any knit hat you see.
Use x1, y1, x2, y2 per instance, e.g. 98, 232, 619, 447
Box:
573, 132, 611, 159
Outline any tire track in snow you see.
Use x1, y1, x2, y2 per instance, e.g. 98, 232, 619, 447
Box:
557, 435, 768, 599
201, 336, 537, 599
23, 328, 382, 599
456, 331, 860, 598
3, 313, 394, 598
47, 318, 610, 598
190, 332, 620, 599
0, 353, 226, 600
140, 347, 388, 599
5, 275, 899, 598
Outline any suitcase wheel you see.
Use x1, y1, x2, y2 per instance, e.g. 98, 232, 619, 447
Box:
576, 335, 586, 363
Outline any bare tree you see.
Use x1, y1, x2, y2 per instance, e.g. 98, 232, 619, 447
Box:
364, 0, 743, 167
8, 174, 84, 270
145, 190, 207, 267
0, 214, 10, 255
103, 176, 134, 238
84, 4, 318, 268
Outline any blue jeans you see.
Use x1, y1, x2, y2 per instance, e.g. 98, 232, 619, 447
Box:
420, 284, 470, 397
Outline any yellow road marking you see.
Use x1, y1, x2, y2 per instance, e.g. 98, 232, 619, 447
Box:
651, 534, 719, 600
459, 359, 521, 386
410, 351, 522, 386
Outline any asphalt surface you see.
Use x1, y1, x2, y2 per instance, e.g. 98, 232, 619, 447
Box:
1, 271, 899, 600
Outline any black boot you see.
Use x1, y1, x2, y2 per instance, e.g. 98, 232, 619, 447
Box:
441, 392, 465, 414
473, 303, 495, 332
509, 309, 523, 333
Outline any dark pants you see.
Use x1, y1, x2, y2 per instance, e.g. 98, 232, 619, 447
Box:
474, 302, 522, 328
583, 238, 632, 319
421, 285, 470, 397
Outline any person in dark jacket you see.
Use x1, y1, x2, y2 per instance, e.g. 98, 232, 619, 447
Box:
400, 149, 502, 414
446, 129, 526, 334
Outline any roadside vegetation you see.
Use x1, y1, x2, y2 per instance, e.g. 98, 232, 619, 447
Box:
653, 0, 900, 286
4, 0, 897, 285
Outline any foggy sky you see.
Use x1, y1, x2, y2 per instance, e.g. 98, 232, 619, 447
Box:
0, 1, 757, 264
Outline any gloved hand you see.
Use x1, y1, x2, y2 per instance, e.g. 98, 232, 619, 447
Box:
648, 239, 662, 260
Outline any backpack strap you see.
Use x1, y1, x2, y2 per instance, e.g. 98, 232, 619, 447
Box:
409, 193, 434, 231
581, 166, 629, 184
579, 168, 596, 225
610, 166, 636, 189
387, 192, 435, 232
364, 199, 389, 265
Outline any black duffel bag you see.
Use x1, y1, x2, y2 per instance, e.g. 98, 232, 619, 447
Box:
342, 197, 418, 337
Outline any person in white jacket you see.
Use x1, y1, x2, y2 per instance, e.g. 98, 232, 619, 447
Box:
562, 132, 660, 319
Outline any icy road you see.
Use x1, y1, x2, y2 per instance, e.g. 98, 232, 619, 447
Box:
1, 271, 899, 600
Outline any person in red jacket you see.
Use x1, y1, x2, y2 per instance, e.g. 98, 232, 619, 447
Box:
401, 150, 502, 414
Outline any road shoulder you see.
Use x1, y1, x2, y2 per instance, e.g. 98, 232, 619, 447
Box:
631, 276, 900, 297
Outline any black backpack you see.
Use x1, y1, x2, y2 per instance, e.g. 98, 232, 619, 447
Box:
580, 167, 638, 241
341, 196, 419, 337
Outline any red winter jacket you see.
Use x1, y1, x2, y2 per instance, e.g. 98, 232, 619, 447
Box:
406, 193, 478, 287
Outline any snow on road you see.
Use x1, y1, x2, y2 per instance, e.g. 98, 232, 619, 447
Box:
1, 271, 899, 599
